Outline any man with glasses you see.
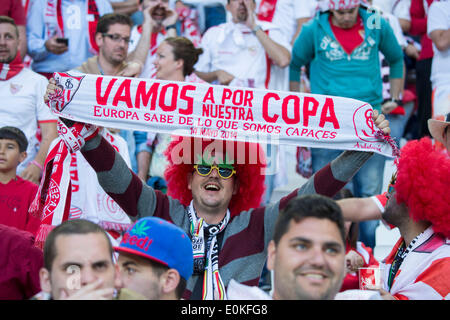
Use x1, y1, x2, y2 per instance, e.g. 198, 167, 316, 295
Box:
75, 13, 146, 77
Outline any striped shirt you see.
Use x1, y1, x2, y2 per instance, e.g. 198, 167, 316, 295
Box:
82, 134, 372, 299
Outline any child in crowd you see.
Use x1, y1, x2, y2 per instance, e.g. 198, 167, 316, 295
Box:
0, 126, 40, 235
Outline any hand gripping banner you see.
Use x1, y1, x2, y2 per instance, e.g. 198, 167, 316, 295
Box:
47, 72, 399, 158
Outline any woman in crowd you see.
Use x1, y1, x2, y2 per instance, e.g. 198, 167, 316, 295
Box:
145, 37, 204, 190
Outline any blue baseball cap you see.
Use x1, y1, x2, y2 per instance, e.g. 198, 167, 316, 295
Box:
114, 217, 193, 281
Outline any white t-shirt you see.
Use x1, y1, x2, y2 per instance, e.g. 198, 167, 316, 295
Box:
70, 129, 132, 244
0, 68, 57, 173
373, 0, 411, 21
255, 0, 317, 42
195, 20, 291, 90
379, 11, 407, 99
128, 25, 167, 78
428, 1, 450, 89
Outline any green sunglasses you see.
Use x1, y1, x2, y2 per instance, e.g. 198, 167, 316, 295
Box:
193, 164, 236, 179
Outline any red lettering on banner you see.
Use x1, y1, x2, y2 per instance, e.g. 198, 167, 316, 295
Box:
303, 96, 319, 127
70, 153, 79, 193
202, 104, 253, 121
244, 91, 253, 107
263, 93, 340, 128
221, 89, 253, 107
282, 95, 300, 124
286, 127, 338, 139
319, 98, 340, 129
222, 88, 232, 104
232, 90, 243, 105
203, 87, 215, 103
243, 122, 282, 134
159, 83, 178, 112
179, 116, 194, 125
94, 106, 140, 120
135, 81, 160, 109
143, 113, 174, 123
179, 85, 195, 115
96, 77, 117, 105
262, 92, 280, 123
112, 79, 133, 108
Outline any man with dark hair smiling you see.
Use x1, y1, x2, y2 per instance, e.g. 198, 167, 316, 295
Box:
227, 194, 348, 300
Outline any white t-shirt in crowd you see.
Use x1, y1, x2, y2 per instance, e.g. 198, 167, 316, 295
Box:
428, 1, 450, 90
195, 20, 291, 90
0, 68, 57, 173
373, 0, 411, 21
255, 0, 317, 42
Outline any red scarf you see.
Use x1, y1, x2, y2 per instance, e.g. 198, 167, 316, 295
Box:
176, 5, 201, 48
30, 120, 98, 249
45, 0, 100, 54
257, 0, 277, 22
0, 52, 24, 80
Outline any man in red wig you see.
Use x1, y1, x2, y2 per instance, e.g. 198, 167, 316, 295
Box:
339, 136, 450, 299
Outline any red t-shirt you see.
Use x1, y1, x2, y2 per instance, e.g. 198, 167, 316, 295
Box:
0, 224, 43, 300
329, 15, 365, 55
410, 0, 434, 60
0, 0, 26, 25
0, 176, 40, 236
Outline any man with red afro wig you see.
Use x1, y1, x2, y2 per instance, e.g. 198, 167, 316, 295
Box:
339, 137, 450, 300
163, 136, 267, 217
78, 112, 390, 300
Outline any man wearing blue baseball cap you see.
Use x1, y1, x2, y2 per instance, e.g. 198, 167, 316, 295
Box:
115, 217, 193, 300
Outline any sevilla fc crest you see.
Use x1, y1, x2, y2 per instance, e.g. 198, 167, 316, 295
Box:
352, 104, 379, 143
50, 72, 85, 112
10, 83, 22, 94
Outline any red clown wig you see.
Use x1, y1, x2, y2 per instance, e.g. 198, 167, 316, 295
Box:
163, 136, 267, 216
395, 137, 450, 237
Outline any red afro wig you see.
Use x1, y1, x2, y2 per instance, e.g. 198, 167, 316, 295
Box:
163, 136, 267, 216
395, 137, 450, 237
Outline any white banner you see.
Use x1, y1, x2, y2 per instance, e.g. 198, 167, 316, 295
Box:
48, 72, 397, 158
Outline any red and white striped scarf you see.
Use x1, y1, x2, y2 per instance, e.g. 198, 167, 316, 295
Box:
30, 120, 98, 249
176, 5, 201, 48
381, 227, 450, 300
44, 0, 100, 54
257, 0, 277, 22
0, 52, 24, 81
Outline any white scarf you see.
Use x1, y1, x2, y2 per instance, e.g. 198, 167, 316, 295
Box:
69, 129, 132, 236
47, 72, 400, 158
187, 201, 230, 300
